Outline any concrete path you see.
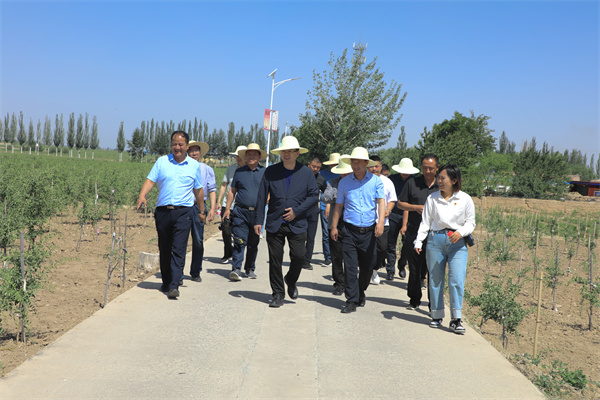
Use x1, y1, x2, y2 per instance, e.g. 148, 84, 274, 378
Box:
1, 228, 544, 399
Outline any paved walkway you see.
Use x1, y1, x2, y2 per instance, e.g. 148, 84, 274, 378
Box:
1, 229, 544, 399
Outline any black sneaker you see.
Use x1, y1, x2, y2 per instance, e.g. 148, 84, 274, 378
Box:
449, 319, 466, 334
386, 271, 394, 281
398, 267, 406, 279
191, 275, 202, 282
321, 260, 332, 268
429, 319, 442, 328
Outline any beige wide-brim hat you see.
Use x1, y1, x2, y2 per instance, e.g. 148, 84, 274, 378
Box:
340, 147, 377, 167
238, 143, 268, 161
229, 145, 247, 157
188, 141, 209, 158
323, 153, 341, 166
270, 136, 308, 155
392, 158, 420, 175
331, 155, 352, 174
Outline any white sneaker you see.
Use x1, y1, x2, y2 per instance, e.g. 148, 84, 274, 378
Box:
229, 269, 242, 281
371, 270, 380, 285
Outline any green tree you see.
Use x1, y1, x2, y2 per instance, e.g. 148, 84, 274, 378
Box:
83, 113, 90, 156
27, 118, 35, 148
43, 116, 52, 150
116, 121, 126, 154
17, 111, 26, 148
295, 46, 406, 160
227, 122, 236, 153
468, 152, 514, 196
90, 115, 99, 153
53, 114, 64, 152
36, 120, 42, 150
127, 128, 145, 161
75, 114, 84, 156
66, 113, 76, 154
9, 112, 18, 146
509, 141, 567, 199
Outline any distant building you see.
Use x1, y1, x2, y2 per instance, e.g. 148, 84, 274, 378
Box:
569, 180, 600, 197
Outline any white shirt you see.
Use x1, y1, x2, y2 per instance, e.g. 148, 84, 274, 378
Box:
376, 175, 397, 226
414, 190, 476, 249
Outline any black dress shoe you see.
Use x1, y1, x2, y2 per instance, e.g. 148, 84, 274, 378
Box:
332, 286, 344, 296
284, 276, 298, 300
358, 297, 366, 307
167, 289, 180, 299
341, 302, 357, 313
269, 293, 284, 308
399, 268, 407, 279
386, 271, 394, 281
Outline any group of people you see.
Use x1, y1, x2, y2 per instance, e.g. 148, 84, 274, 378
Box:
136, 132, 475, 333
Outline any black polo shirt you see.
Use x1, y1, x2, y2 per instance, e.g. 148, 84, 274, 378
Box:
389, 174, 411, 215
231, 165, 265, 208
398, 175, 438, 233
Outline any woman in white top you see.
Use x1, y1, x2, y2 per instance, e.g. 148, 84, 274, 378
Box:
414, 164, 475, 333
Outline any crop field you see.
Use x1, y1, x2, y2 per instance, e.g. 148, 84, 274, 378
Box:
0, 151, 598, 397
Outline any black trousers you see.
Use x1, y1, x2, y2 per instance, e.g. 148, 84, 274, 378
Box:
372, 226, 389, 271
304, 211, 319, 265
387, 212, 409, 274
405, 230, 429, 307
342, 225, 377, 304
155, 207, 192, 291
330, 223, 345, 289
221, 206, 233, 259
267, 224, 307, 298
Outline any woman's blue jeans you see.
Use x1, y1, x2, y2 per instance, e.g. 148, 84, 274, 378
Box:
425, 231, 468, 320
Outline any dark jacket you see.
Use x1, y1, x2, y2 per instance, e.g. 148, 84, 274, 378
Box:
255, 162, 319, 234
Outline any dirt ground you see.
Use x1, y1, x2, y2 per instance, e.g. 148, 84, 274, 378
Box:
0, 207, 222, 376
1, 197, 599, 397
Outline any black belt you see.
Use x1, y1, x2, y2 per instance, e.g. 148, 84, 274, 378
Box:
432, 228, 452, 234
345, 223, 375, 234
236, 204, 256, 211
157, 205, 189, 210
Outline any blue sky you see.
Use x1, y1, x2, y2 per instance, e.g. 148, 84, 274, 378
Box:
1, 0, 598, 157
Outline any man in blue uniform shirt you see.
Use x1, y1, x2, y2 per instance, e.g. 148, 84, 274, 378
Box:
224, 143, 267, 281
254, 136, 319, 308
186, 140, 217, 283
330, 147, 385, 314
136, 131, 204, 299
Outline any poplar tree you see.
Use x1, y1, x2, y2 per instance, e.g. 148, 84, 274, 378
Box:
36, 120, 42, 151
83, 113, 90, 157
43, 115, 52, 152
76, 114, 84, 156
117, 122, 125, 153
28, 118, 35, 148
10, 113, 18, 148
90, 115, 99, 156
227, 122, 235, 153
67, 113, 76, 155
18, 112, 27, 149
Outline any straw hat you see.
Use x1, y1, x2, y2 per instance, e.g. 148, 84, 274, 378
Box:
229, 145, 247, 157
340, 147, 377, 167
270, 136, 308, 155
322, 153, 341, 166
238, 143, 268, 161
331, 155, 353, 174
392, 158, 420, 175
188, 141, 209, 158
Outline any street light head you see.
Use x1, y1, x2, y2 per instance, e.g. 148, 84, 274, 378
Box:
268, 69, 277, 78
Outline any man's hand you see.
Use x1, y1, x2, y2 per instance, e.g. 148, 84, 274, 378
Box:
199, 213, 206, 224
283, 207, 296, 221
330, 226, 338, 241
401, 225, 407, 236
415, 205, 424, 215
415, 247, 422, 255
254, 225, 262, 236
207, 208, 215, 222
374, 222, 384, 238
223, 208, 231, 221
136, 196, 146, 210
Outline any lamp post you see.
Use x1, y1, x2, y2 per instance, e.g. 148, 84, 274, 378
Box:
266, 69, 300, 164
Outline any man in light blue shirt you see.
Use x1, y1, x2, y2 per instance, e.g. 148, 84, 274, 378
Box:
187, 140, 217, 282
330, 147, 385, 313
137, 131, 204, 300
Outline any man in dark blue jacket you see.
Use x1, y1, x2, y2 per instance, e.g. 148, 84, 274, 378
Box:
254, 136, 319, 308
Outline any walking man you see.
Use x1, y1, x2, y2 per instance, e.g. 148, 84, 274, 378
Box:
330, 147, 385, 314
224, 144, 267, 281
136, 131, 204, 299
254, 136, 319, 308
186, 140, 217, 283
216, 146, 247, 263
398, 154, 439, 310
303, 156, 326, 270
387, 158, 419, 280
319, 153, 340, 268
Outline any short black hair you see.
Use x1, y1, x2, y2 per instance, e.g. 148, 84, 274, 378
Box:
370, 155, 381, 162
309, 156, 322, 164
438, 163, 462, 192
171, 131, 189, 143
381, 164, 390, 172
421, 153, 439, 165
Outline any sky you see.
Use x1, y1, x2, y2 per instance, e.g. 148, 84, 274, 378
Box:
1, 0, 598, 157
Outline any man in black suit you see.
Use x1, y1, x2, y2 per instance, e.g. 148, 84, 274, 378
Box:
254, 136, 319, 308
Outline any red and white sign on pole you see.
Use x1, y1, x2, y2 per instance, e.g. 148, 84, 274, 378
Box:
263, 109, 279, 131
263, 109, 271, 130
